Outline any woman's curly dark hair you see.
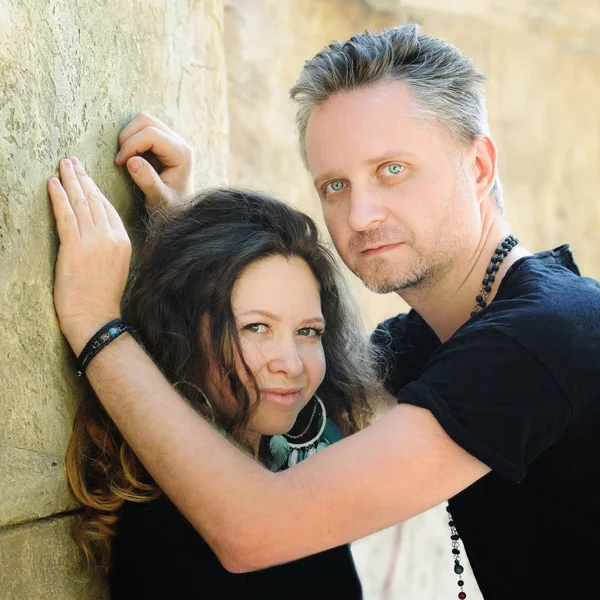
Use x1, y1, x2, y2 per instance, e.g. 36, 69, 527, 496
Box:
66, 187, 385, 574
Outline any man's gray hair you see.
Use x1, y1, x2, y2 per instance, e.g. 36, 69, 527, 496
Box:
290, 23, 503, 208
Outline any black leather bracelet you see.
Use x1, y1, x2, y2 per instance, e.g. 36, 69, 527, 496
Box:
76, 318, 133, 377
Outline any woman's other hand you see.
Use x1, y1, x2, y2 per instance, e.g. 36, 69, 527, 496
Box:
48, 157, 132, 356
115, 112, 194, 212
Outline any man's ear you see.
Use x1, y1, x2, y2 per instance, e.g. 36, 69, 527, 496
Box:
472, 135, 498, 203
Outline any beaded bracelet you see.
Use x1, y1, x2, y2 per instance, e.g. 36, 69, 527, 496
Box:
76, 318, 133, 377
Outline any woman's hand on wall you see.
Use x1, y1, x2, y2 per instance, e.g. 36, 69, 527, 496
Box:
114, 112, 194, 212
48, 157, 132, 356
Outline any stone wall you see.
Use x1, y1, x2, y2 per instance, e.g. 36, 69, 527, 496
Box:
1, 0, 598, 598
0, 1, 227, 597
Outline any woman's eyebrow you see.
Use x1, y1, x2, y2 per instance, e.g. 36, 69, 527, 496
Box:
236, 309, 281, 320
236, 310, 325, 326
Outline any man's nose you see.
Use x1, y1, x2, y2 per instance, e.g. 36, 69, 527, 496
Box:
347, 187, 387, 232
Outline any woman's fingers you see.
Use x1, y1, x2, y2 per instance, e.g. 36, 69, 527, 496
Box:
101, 195, 127, 233
117, 112, 182, 152
114, 113, 194, 210
50, 156, 126, 239
48, 177, 81, 243
58, 158, 96, 237
125, 156, 171, 210
115, 126, 192, 169
68, 156, 128, 234
69, 157, 111, 232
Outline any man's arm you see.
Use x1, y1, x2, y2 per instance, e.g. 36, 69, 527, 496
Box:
49, 157, 490, 572
83, 332, 488, 572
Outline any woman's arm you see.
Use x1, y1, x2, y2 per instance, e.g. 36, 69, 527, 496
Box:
49, 158, 489, 572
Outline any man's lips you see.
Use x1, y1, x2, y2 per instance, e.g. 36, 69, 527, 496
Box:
361, 242, 405, 257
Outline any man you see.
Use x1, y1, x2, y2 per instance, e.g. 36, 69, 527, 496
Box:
49, 24, 599, 599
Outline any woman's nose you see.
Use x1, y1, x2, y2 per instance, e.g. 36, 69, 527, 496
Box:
267, 337, 304, 377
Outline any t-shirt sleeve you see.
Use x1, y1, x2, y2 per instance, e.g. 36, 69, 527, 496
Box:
396, 325, 571, 482
371, 311, 441, 394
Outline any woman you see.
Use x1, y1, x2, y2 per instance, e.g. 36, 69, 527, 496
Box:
64, 183, 387, 598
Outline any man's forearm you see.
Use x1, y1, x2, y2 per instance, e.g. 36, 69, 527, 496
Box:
74, 327, 489, 574
84, 332, 283, 571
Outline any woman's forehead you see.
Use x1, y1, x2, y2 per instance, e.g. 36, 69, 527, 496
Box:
231, 255, 323, 321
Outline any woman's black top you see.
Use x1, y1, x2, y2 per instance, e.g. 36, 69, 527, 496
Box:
110, 491, 362, 599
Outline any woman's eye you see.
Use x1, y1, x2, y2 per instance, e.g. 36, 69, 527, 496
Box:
324, 181, 345, 194
245, 323, 268, 333
382, 164, 403, 176
297, 327, 324, 338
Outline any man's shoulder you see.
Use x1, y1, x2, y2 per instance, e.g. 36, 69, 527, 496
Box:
372, 310, 440, 354
482, 244, 600, 334
371, 311, 441, 393
500, 244, 600, 302
451, 278, 600, 404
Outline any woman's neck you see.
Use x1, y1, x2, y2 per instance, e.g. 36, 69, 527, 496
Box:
247, 431, 262, 457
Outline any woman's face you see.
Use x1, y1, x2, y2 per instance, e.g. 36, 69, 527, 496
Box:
205, 255, 327, 445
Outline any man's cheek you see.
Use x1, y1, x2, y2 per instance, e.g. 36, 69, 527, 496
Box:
323, 220, 346, 251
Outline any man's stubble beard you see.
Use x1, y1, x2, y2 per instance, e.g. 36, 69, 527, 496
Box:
344, 182, 468, 295
349, 247, 435, 295
341, 224, 422, 294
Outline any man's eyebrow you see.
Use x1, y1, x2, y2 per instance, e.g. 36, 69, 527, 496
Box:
364, 150, 416, 166
313, 171, 340, 188
313, 150, 416, 187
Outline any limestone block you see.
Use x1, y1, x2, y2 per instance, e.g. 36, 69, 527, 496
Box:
365, 0, 600, 37
0, 513, 108, 600
0, 0, 227, 527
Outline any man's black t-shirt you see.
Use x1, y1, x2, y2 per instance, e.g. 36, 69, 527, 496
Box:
373, 245, 600, 599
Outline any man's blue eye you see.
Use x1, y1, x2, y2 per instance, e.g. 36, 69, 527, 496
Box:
325, 181, 345, 194
384, 164, 403, 175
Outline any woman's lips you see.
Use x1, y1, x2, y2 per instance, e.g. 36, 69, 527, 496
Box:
261, 389, 303, 407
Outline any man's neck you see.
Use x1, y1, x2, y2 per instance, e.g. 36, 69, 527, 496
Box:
398, 222, 530, 343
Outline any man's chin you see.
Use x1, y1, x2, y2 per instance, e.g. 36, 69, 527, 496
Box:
362, 279, 403, 294
346, 251, 427, 294
356, 269, 428, 294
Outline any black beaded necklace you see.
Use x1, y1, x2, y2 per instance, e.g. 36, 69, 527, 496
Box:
446, 234, 519, 599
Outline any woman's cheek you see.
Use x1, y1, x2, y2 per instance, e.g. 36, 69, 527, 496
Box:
304, 342, 326, 392
241, 337, 269, 378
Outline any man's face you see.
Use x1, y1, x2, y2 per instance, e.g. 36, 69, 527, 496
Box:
305, 80, 482, 294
